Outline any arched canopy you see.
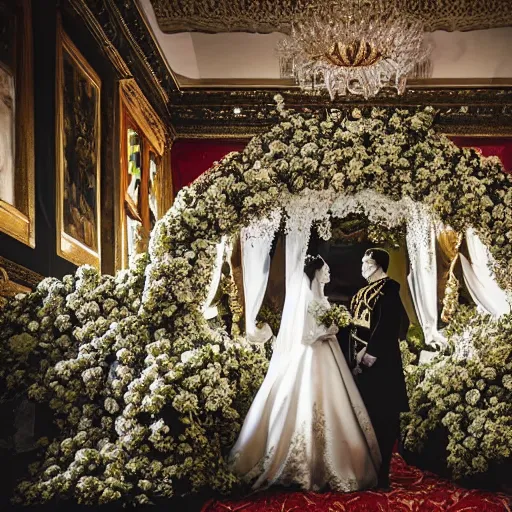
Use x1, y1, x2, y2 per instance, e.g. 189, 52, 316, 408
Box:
144, 101, 512, 322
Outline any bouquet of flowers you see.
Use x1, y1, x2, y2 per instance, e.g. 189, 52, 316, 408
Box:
310, 301, 352, 329
319, 304, 352, 329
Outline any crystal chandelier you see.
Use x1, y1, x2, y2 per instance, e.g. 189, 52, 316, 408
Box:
277, 0, 431, 100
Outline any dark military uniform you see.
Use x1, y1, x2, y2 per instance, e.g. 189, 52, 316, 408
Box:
350, 277, 409, 487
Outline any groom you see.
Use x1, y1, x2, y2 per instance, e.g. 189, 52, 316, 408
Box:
350, 248, 409, 490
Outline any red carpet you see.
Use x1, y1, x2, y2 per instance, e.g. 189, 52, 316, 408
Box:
202, 454, 511, 512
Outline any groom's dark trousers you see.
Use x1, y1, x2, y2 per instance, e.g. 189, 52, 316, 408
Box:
353, 279, 409, 486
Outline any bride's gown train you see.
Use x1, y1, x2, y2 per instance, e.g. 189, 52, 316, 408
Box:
230, 265, 381, 492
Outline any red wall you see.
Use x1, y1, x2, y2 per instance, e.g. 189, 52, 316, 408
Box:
170, 136, 512, 196
171, 139, 248, 195
450, 137, 512, 173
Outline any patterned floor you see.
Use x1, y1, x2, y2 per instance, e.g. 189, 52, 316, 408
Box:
202, 454, 511, 512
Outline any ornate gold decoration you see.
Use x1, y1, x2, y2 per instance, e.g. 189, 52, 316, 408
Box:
229, 234, 245, 326
148, 0, 512, 34
0, 0, 35, 247
0, 256, 44, 289
438, 229, 463, 323
66, 0, 178, 128
0, 257, 43, 304
0, 267, 31, 298
221, 265, 243, 336
170, 87, 512, 139
350, 277, 389, 330
109, 0, 173, 106
55, 18, 102, 269
160, 143, 174, 217
66, 0, 131, 79
326, 41, 383, 68
120, 79, 167, 155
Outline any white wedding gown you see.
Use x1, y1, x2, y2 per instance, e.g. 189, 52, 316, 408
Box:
230, 266, 381, 492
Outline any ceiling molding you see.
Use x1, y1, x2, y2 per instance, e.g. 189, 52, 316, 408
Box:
148, 0, 512, 34
65, 0, 179, 127
170, 87, 512, 138
175, 76, 512, 90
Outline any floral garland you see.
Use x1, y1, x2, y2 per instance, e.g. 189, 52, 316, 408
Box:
1, 98, 511, 505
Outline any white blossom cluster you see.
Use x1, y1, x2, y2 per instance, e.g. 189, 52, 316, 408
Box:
1, 99, 511, 504
401, 306, 512, 480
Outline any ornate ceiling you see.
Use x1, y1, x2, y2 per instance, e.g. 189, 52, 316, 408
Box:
148, 0, 512, 34
62, 0, 512, 139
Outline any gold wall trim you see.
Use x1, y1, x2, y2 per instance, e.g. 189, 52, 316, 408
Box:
67, 0, 132, 79
119, 79, 168, 155
0, 256, 44, 294
175, 75, 512, 90
0, 0, 35, 248
0, 267, 31, 299
55, 18, 102, 269
118, 81, 174, 270
169, 87, 512, 139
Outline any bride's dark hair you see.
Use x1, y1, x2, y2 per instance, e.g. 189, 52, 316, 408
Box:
304, 255, 325, 284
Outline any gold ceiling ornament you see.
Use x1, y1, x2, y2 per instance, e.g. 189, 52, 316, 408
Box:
325, 40, 383, 68
148, 0, 512, 34
277, 0, 431, 99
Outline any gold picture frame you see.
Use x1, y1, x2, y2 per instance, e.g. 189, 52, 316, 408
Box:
0, 0, 35, 247
117, 79, 170, 270
55, 19, 102, 268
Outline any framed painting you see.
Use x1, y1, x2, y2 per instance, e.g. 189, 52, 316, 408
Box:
0, 0, 35, 247
55, 19, 101, 268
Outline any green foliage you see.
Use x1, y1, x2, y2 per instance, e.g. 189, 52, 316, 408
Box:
257, 304, 282, 336
406, 323, 427, 354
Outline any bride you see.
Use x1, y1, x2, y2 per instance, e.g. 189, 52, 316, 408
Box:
229, 255, 381, 492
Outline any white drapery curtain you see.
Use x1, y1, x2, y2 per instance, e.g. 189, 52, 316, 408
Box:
202, 236, 227, 320
241, 225, 276, 344
406, 203, 446, 347
460, 228, 510, 318
265, 222, 311, 379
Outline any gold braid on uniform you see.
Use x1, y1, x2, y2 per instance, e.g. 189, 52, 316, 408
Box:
350, 278, 389, 330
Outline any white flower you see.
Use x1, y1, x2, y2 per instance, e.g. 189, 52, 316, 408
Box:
104, 397, 120, 414
180, 350, 196, 364
502, 374, 512, 390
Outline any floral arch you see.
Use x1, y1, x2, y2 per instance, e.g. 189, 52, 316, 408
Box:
1, 98, 512, 505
